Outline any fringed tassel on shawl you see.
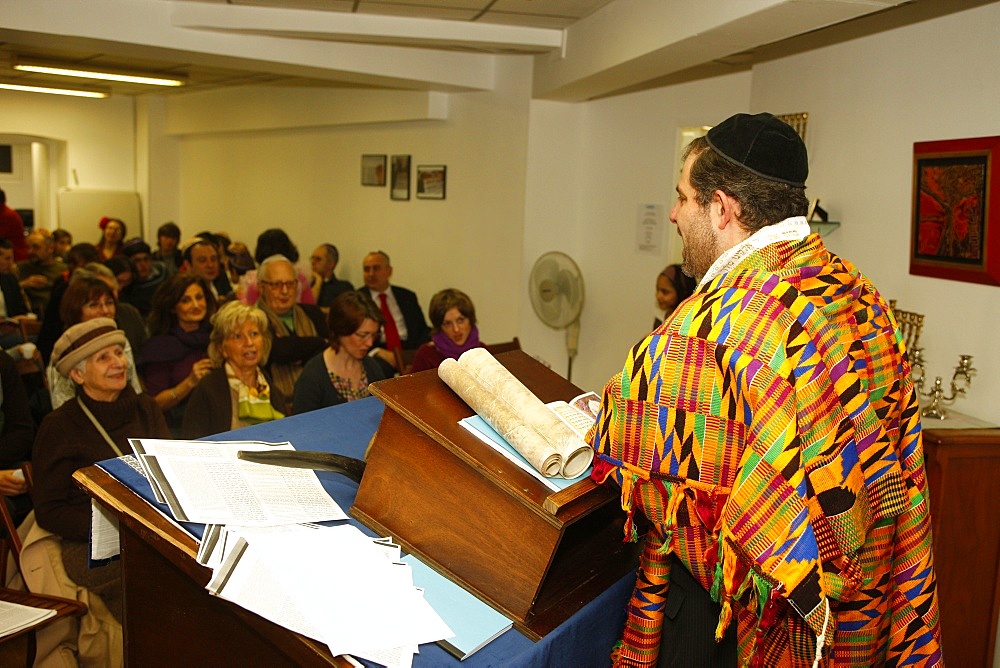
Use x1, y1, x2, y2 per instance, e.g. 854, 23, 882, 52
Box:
714, 543, 740, 641
655, 485, 686, 555
748, 582, 781, 668
620, 471, 639, 542
709, 539, 725, 602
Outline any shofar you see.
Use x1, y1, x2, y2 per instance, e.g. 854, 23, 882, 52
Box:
438, 348, 593, 479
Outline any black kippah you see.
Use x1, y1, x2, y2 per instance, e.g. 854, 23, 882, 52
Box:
705, 113, 808, 187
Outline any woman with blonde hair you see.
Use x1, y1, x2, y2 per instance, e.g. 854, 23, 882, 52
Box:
181, 300, 285, 438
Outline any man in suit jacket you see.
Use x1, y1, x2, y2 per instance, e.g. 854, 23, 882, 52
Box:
310, 243, 353, 309
362, 250, 429, 363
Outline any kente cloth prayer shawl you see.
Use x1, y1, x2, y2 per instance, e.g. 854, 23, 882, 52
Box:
590, 222, 943, 667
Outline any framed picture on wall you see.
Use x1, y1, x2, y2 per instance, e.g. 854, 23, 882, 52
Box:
390, 155, 411, 200
416, 165, 446, 200
910, 135, 1000, 286
361, 154, 386, 186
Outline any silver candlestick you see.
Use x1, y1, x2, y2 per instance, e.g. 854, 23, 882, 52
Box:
910, 348, 976, 420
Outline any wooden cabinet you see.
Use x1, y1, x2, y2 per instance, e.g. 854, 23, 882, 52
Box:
922, 428, 1000, 668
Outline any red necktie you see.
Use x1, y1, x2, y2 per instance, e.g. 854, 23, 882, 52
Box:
379, 292, 402, 351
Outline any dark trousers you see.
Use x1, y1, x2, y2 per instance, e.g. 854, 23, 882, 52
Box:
658, 555, 737, 668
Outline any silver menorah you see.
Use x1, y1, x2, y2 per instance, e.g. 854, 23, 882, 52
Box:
909, 348, 976, 420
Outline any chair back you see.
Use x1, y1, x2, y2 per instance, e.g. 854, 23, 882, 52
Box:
486, 337, 522, 355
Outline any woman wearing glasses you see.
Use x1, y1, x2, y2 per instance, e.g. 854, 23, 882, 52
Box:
292, 291, 392, 414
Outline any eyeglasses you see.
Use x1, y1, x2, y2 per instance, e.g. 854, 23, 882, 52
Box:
261, 280, 297, 291
352, 331, 378, 341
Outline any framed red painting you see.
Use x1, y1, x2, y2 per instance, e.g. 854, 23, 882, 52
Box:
910, 135, 1000, 286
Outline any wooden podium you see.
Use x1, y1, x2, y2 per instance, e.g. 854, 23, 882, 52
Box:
352, 351, 640, 640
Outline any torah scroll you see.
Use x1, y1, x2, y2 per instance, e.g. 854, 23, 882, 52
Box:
438, 348, 593, 479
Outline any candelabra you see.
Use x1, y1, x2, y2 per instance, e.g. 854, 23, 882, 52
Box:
909, 348, 976, 419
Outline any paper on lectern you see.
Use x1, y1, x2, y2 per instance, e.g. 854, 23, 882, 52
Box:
438, 348, 593, 479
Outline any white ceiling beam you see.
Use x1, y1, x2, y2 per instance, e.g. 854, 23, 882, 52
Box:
532, 0, 910, 101
170, 2, 565, 54
0, 0, 499, 92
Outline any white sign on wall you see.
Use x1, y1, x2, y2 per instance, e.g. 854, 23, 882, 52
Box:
635, 203, 663, 254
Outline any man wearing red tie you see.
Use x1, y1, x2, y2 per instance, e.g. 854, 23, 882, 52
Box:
362, 250, 430, 369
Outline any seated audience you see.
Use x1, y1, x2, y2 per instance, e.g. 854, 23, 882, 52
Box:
37, 243, 102, 362
180, 236, 233, 302
255, 255, 328, 406
18, 230, 67, 318
409, 289, 485, 373
0, 187, 29, 261
104, 255, 133, 294
225, 241, 255, 289
238, 228, 315, 305
46, 276, 144, 410
52, 228, 73, 262
83, 262, 149, 354
361, 250, 430, 369
293, 291, 391, 414
310, 243, 353, 309
653, 263, 696, 329
0, 237, 34, 348
120, 238, 167, 317
95, 217, 126, 261
153, 221, 182, 276
138, 274, 215, 435
182, 301, 285, 438
34, 318, 170, 623
0, 349, 35, 525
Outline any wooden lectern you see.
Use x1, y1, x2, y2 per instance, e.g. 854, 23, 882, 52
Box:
352, 351, 640, 640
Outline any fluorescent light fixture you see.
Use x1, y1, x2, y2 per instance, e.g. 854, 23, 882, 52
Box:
13, 59, 186, 87
0, 80, 109, 98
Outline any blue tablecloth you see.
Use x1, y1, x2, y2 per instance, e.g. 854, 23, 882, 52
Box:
105, 397, 632, 667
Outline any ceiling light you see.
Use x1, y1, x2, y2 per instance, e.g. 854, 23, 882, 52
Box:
0, 80, 109, 98
13, 59, 186, 87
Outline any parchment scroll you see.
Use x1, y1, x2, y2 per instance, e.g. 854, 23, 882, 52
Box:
438, 349, 593, 479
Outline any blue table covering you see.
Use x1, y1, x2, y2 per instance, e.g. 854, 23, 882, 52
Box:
101, 397, 632, 667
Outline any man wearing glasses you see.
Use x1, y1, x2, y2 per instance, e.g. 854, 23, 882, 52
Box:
256, 254, 328, 408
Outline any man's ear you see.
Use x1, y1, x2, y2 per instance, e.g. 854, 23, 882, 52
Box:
710, 190, 743, 230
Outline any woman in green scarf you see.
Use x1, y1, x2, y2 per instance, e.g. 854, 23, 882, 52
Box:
181, 300, 285, 438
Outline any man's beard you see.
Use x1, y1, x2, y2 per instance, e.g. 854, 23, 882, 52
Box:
681, 211, 720, 282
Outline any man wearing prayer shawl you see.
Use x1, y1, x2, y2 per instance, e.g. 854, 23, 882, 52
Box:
590, 112, 943, 667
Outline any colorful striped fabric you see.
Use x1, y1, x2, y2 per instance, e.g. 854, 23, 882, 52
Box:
591, 233, 943, 667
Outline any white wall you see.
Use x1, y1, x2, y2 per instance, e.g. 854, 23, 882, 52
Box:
521, 73, 752, 389
0, 91, 135, 233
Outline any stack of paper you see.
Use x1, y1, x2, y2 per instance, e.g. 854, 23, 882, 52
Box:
0, 599, 56, 639
204, 523, 455, 668
114, 438, 495, 668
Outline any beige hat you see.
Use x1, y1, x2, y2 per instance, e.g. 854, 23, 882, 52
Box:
52, 317, 127, 378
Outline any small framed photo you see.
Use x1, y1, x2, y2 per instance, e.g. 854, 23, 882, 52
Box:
361, 154, 386, 186
416, 165, 447, 200
390, 155, 411, 200
910, 135, 1000, 286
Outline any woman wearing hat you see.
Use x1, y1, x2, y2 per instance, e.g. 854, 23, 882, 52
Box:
32, 318, 169, 622
45, 275, 144, 410
181, 301, 285, 438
